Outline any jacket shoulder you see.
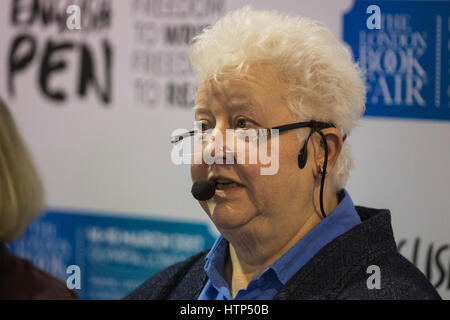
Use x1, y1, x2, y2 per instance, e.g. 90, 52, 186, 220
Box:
123, 250, 209, 300
338, 252, 441, 300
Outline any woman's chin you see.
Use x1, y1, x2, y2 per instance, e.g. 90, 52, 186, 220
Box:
210, 204, 254, 230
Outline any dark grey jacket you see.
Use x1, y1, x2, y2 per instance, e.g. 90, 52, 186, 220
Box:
125, 206, 441, 300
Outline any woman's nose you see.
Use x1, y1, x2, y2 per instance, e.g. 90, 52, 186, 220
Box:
203, 127, 234, 162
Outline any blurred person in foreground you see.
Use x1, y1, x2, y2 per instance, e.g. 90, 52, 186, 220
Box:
0, 98, 78, 299
125, 7, 440, 300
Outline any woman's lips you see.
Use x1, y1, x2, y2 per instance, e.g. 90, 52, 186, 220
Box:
213, 183, 244, 198
216, 182, 240, 190
206, 176, 245, 199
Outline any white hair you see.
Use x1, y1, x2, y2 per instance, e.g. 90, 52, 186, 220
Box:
189, 6, 366, 192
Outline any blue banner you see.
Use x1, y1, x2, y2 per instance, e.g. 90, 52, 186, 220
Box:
344, 0, 449, 121
7, 210, 216, 300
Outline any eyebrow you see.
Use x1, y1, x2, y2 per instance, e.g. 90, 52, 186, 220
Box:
193, 104, 208, 113
193, 102, 255, 114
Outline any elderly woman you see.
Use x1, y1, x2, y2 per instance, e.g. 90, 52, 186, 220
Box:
0, 98, 78, 299
126, 7, 440, 300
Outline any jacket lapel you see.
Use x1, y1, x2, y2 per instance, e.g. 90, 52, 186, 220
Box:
274, 207, 397, 299
168, 252, 209, 300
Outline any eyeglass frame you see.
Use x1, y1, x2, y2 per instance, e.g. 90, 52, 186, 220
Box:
170, 120, 347, 146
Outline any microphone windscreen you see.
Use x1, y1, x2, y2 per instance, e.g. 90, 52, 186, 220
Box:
191, 180, 216, 201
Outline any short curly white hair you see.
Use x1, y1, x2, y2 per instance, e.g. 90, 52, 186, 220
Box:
189, 6, 366, 192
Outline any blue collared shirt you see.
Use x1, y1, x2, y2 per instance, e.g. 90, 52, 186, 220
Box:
198, 188, 361, 300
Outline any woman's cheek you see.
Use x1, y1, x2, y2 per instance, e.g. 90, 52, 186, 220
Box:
236, 165, 266, 203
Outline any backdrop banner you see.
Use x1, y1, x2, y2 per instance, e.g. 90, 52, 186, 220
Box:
1, 0, 448, 299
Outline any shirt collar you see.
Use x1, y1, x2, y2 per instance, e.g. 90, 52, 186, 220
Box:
204, 234, 230, 292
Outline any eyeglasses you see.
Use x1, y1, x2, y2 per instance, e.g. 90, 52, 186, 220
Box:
171, 120, 345, 145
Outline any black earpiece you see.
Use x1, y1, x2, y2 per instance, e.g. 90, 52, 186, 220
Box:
297, 125, 328, 219
298, 146, 308, 169
297, 128, 314, 169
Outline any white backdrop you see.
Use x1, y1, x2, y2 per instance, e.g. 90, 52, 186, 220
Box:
0, 0, 448, 299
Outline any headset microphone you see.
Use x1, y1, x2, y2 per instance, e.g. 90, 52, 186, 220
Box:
191, 121, 340, 218
298, 126, 329, 219
191, 180, 216, 201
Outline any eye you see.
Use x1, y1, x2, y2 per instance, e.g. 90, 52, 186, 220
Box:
195, 121, 210, 131
236, 118, 254, 129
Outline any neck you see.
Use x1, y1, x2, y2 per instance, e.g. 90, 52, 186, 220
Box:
224, 190, 339, 298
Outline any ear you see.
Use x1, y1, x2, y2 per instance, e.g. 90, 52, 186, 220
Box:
310, 128, 343, 179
